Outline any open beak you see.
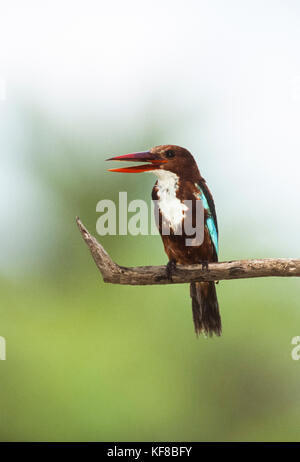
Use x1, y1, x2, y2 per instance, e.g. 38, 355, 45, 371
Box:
106, 151, 167, 173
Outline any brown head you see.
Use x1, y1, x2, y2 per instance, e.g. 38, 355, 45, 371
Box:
107, 145, 201, 181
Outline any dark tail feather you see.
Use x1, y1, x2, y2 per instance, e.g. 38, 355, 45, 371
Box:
190, 281, 222, 336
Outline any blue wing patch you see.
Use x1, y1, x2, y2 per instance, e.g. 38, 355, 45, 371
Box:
195, 184, 218, 255
206, 216, 218, 255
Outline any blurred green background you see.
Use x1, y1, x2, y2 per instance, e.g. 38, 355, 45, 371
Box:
1, 0, 300, 442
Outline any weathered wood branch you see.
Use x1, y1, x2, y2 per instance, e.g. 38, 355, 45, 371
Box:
76, 217, 300, 285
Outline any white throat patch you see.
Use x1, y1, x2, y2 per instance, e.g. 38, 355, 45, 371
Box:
153, 170, 188, 232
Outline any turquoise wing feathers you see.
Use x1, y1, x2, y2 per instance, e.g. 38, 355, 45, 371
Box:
195, 183, 219, 256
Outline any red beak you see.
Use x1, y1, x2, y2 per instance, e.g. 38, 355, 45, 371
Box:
106, 151, 167, 173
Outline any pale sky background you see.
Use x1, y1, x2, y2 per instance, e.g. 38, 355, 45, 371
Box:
1, 0, 300, 274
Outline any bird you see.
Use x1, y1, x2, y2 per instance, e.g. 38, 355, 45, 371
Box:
107, 145, 221, 336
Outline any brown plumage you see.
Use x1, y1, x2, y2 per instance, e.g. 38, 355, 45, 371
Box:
150, 145, 221, 336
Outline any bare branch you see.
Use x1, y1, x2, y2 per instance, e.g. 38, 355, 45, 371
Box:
76, 217, 300, 285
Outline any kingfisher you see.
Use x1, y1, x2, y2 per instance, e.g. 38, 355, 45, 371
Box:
107, 145, 221, 336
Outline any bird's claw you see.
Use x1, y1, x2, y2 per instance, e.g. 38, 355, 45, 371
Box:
201, 261, 209, 271
166, 260, 177, 281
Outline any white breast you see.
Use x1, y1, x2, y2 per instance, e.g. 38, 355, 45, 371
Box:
153, 170, 188, 232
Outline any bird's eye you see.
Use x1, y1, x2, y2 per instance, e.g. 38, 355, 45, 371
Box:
165, 150, 175, 158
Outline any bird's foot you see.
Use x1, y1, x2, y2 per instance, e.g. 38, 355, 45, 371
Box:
201, 261, 209, 271
166, 260, 177, 281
